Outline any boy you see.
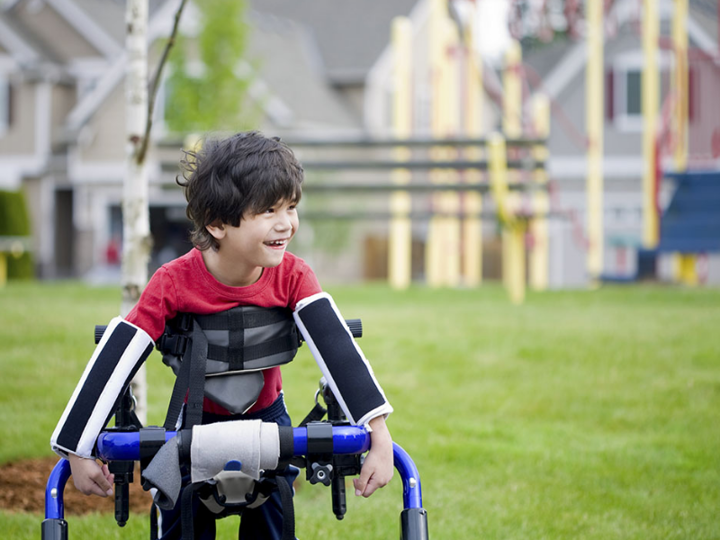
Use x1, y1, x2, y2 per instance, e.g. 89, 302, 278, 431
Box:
51, 132, 394, 539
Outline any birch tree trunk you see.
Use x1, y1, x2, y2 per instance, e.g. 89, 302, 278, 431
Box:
123, 0, 151, 423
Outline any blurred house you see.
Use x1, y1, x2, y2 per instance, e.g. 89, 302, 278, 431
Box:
1, 0, 450, 281
520, 0, 720, 285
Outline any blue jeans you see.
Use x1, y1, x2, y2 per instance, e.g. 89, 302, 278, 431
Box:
158, 396, 299, 540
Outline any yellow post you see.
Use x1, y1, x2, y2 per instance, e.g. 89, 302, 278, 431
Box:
441, 18, 462, 288
642, 0, 660, 248
530, 94, 550, 290
0, 253, 6, 288
489, 132, 525, 304
677, 254, 698, 286
673, 0, 689, 170
426, 0, 460, 287
671, 0, 697, 285
586, 0, 604, 283
502, 41, 523, 290
389, 17, 413, 290
426, 0, 445, 288
507, 220, 526, 305
462, 6, 484, 287
503, 41, 522, 139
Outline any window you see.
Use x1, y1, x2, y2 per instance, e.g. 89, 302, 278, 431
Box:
610, 51, 670, 132
625, 70, 642, 116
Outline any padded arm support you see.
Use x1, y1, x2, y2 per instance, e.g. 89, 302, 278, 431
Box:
294, 293, 393, 426
50, 317, 154, 459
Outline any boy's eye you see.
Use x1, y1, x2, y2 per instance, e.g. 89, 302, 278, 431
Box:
263, 208, 275, 214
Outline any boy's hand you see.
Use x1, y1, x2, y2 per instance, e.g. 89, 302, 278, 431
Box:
353, 416, 394, 498
68, 453, 114, 497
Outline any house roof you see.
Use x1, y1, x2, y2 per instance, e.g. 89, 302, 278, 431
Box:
248, 0, 419, 85
2, 0, 123, 65
65, 0, 366, 134
0, 10, 43, 65
247, 12, 360, 132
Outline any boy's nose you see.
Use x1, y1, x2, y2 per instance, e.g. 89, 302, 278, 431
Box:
275, 214, 293, 231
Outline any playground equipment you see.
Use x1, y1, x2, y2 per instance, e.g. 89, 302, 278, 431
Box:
42, 320, 429, 540
601, 170, 720, 283
658, 170, 720, 282
289, 135, 548, 304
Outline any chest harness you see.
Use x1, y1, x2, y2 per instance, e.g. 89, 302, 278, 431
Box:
151, 305, 300, 539
158, 305, 300, 426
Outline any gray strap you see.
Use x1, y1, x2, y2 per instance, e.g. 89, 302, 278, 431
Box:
185, 319, 209, 428
206, 333, 299, 366
195, 307, 289, 330
142, 438, 182, 511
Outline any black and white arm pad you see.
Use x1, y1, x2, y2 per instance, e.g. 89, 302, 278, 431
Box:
294, 292, 393, 426
50, 317, 154, 459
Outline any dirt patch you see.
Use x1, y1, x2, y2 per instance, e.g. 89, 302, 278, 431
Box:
0, 456, 153, 515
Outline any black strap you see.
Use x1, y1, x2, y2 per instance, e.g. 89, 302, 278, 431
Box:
162, 337, 193, 430
181, 482, 204, 540
276, 475, 295, 540
150, 502, 158, 540
228, 309, 245, 371
195, 307, 289, 330
277, 426, 295, 469
162, 320, 208, 430
298, 401, 327, 427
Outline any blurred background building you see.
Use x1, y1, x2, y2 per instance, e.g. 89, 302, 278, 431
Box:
0, 0, 718, 287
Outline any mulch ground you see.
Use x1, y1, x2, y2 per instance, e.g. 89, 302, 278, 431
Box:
0, 456, 153, 515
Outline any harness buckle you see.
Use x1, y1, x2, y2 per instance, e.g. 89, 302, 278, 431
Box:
157, 333, 189, 357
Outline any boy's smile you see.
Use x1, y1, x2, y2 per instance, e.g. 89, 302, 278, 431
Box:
204, 199, 299, 287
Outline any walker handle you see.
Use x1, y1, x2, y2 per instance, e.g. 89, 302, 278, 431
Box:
43, 427, 426, 540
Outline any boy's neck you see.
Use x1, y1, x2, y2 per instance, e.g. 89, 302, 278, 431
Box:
201, 248, 264, 287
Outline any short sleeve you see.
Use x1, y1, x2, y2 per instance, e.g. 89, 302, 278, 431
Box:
289, 264, 322, 311
125, 267, 178, 340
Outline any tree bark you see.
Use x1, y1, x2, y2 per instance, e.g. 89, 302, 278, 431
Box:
123, 0, 151, 423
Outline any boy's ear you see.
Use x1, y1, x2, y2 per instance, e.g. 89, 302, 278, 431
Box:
205, 221, 226, 240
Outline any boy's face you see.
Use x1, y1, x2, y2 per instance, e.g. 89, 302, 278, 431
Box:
214, 199, 299, 270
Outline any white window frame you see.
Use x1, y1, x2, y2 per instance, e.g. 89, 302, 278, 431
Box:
613, 50, 671, 133
0, 73, 9, 137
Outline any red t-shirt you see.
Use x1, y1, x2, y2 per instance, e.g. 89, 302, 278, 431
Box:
125, 248, 322, 414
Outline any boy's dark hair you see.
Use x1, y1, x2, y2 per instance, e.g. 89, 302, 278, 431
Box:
177, 131, 304, 251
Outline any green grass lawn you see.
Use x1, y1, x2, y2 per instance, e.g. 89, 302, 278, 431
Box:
1, 281, 719, 539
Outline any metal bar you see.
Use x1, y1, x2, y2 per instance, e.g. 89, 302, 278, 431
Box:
95, 426, 372, 462
260, 137, 544, 148
95, 429, 422, 511
302, 159, 545, 170
393, 443, 423, 509
157, 136, 546, 149
298, 211, 558, 221
45, 459, 71, 520
302, 182, 543, 193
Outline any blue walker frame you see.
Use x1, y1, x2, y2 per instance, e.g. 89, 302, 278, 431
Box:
42, 426, 429, 540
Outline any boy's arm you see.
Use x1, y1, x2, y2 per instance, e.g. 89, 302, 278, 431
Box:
50, 317, 154, 459
67, 454, 115, 497
353, 415, 394, 497
294, 292, 395, 496
293, 292, 393, 427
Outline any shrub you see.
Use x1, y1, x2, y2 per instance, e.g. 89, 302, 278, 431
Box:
0, 189, 34, 280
